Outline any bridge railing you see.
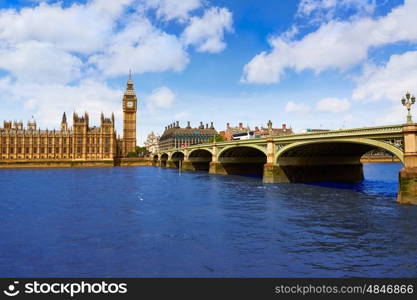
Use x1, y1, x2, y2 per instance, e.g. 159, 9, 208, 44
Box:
159, 124, 404, 153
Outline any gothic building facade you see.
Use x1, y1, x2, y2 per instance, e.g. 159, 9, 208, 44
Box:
159, 121, 218, 151
0, 75, 137, 161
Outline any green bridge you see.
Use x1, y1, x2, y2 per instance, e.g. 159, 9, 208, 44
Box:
154, 123, 417, 205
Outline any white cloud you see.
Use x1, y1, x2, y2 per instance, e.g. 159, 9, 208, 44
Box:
285, 101, 311, 113
353, 51, 417, 102
182, 7, 233, 53
316, 97, 350, 113
89, 17, 189, 77
145, 0, 202, 22
0, 0, 133, 54
242, 0, 417, 84
0, 77, 123, 129
174, 111, 189, 119
0, 41, 82, 84
147, 86, 176, 110
297, 0, 376, 21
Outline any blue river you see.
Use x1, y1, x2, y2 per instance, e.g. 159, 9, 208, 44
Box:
0, 163, 416, 277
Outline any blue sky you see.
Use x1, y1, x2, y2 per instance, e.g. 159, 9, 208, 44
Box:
0, 0, 415, 143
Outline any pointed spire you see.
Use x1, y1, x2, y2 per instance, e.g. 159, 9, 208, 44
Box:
62, 112, 67, 124
125, 69, 135, 95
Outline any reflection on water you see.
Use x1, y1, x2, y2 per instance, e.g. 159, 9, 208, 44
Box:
0, 162, 416, 277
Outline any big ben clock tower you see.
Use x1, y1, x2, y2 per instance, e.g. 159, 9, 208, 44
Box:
122, 71, 137, 156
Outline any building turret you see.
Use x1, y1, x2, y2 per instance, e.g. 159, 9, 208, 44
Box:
61, 112, 68, 131
28, 116, 37, 131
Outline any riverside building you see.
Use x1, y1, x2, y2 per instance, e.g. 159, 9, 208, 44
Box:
158, 121, 217, 151
0, 74, 137, 162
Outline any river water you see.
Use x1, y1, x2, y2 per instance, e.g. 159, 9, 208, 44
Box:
0, 163, 416, 277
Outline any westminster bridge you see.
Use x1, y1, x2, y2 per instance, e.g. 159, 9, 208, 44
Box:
154, 123, 417, 205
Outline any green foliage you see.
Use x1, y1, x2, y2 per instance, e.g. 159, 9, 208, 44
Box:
127, 152, 138, 157
214, 135, 225, 142
135, 146, 149, 154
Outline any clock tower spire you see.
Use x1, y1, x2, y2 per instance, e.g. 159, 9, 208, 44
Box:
122, 70, 137, 156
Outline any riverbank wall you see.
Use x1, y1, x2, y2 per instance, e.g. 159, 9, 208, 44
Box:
0, 158, 151, 169
360, 156, 400, 163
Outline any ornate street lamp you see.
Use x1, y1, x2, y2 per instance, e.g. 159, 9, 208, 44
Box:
402, 91, 416, 124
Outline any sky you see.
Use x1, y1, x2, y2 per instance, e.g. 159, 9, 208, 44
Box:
0, 0, 415, 144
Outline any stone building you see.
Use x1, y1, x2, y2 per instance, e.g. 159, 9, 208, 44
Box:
224, 122, 250, 140
144, 131, 160, 154
158, 121, 217, 151
223, 121, 293, 140
0, 75, 137, 161
254, 121, 294, 137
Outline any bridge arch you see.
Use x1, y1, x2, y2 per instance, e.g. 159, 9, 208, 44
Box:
274, 138, 404, 182
160, 153, 169, 167
217, 144, 267, 159
215, 145, 267, 178
275, 138, 404, 163
170, 151, 185, 168
189, 148, 213, 156
187, 149, 213, 171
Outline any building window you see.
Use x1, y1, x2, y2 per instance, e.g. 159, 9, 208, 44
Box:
56, 148, 59, 153
33, 148, 37, 154
10, 148, 14, 154
26, 147, 29, 153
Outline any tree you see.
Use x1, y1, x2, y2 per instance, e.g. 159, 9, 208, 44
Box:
214, 135, 225, 142
135, 146, 150, 157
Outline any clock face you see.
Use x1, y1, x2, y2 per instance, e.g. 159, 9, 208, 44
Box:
127, 101, 134, 108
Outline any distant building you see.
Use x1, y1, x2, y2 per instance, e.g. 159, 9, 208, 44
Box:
159, 121, 217, 151
224, 123, 251, 140
254, 121, 294, 137
224, 121, 293, 140
144, 131, 160, 154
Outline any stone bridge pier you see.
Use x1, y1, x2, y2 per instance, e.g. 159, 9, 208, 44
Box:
398, 123, 417, 205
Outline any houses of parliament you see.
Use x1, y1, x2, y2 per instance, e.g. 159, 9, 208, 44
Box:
0, 75, 137, 163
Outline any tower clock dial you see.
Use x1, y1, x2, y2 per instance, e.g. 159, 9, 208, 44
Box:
127, 101, 134, 108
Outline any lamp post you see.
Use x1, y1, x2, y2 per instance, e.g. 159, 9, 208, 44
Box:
402, 91, 416, 124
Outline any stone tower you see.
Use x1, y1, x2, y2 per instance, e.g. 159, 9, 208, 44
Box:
122, 71, 137, 156
61, 112, 68, 131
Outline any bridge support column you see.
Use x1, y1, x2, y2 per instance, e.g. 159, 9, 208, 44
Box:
263, 137, 289, 183
209, 162, 227, 175
398, 124, 417, 205
166, 160, 177, 168
181, 160, 196, 171
209, 143, 227, 174
263, 164, 289, 183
